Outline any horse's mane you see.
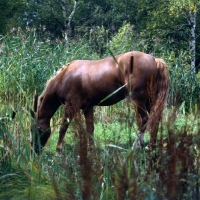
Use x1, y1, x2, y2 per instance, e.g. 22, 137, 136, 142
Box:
38, 62, 71, 107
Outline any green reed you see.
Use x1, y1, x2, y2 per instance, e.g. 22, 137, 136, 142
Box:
0, 29, 98, 106
0, 29, 200, 199
0, 96, 199, 199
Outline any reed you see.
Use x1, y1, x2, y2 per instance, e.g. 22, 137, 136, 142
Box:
0, 29, 200, 199
0, 96, 199, 199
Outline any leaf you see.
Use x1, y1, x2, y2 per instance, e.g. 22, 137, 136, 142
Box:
107, 144, 127, 151
163, 143, 167, 147
107, 48, 124, 74
100, 83, 127, 104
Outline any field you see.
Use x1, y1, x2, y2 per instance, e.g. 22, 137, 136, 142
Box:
0, 101, 199, 199
0, 30, 200, 199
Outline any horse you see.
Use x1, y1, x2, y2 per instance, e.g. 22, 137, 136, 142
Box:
31, 51, 169, 154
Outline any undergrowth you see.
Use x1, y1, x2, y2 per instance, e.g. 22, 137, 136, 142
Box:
0, 103, 199, 199
0, 27, 200, 200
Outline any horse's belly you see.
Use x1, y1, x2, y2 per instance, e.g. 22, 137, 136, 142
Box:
97, 90, 126, 106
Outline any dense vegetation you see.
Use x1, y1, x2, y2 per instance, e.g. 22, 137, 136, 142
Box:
0, 0, 200, 199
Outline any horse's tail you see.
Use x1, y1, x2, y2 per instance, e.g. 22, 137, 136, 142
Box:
146, 58, 169, 134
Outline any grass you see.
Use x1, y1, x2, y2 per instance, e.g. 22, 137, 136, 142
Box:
0, 101, 200, 199
0, 30, 200, 199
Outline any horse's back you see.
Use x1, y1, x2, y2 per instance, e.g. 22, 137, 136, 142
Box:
65, 51, 157, 80
55, 51, 158, 106
64, 51, 156, 73
57, 57, 125, 106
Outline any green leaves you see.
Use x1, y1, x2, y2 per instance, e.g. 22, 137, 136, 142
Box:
108, 23, 134, 55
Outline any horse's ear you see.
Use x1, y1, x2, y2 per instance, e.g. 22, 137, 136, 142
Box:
11, 109, 17, 119
130, 55, 134, 74
33, 94, 38, 113
30, 93, 38, 119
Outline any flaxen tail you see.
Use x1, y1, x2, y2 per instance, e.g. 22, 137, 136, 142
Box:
147, 58, 169, 134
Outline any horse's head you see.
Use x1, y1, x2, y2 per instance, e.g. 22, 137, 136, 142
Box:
30, 94, 43, 154
30, 94, 52, 154
30, 109, 42, 154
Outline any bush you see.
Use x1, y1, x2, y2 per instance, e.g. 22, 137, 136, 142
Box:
108, 22, 135, 55
162, 50, 200, 112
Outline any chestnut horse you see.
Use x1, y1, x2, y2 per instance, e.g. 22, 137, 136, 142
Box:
31, 51, 169, 154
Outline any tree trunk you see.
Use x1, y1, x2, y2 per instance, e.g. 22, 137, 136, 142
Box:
61, 0, 77, 51
188, 9, 196, 75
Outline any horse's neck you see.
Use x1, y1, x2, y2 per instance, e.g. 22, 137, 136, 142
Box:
37, 95, 61, 130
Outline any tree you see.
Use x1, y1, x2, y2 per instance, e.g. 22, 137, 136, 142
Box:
24, 0, 77, 43
133, 0, 200, 74
61, 0, 77, 50
0, 0, 26, 34
185, 1, 198, 75
168, 0, 200, 74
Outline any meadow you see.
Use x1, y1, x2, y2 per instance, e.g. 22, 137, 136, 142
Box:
0, 29, 200, 199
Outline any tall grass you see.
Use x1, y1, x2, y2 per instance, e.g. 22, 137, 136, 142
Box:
0, 100, 199, 199
161, 50, 200, 112
0, 28, 200, 199
0, 28, 99, 106
1, 27, 199, 111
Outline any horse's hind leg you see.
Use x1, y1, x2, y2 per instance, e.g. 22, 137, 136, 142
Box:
132, 100, 148, 149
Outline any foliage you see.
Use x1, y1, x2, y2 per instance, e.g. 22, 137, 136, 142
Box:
0, 29, 58, 100
108, 23, 135, 55
0, 101, 199, 199
0, 25, 200, 111
0, 32, 199, 199
88, 26, 109, 57
1, 0, 200, 72
0, 1, 200, 199
162, 50, 200, 111
0, 28, 98, 104
0, 0, 27, 35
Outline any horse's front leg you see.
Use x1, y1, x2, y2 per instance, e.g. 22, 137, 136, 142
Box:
83, 106, 94, 149
56, 104, 75, 153
78, 106, 94, 199
56, 115, 70, 153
